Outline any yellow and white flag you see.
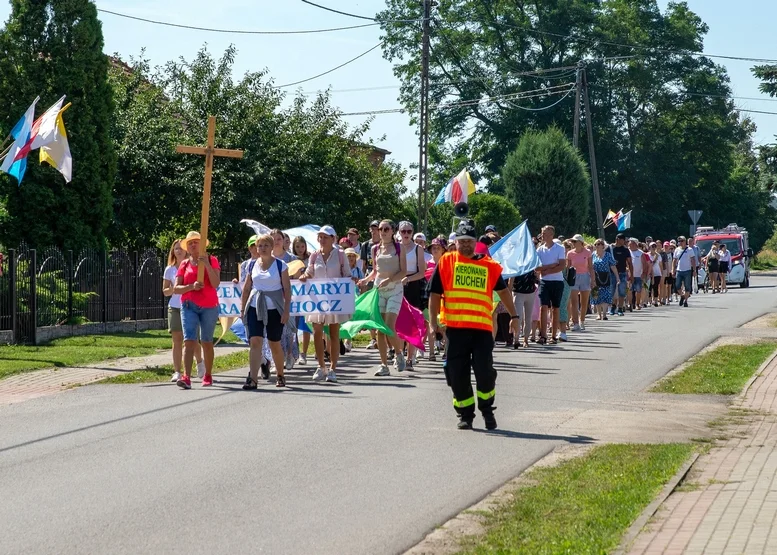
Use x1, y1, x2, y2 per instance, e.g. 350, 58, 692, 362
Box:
39, 104, 72, 183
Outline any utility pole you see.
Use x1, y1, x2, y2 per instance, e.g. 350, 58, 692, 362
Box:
578, 64, 605, 239
573, 61, 583, 149
417, 0, 433, 232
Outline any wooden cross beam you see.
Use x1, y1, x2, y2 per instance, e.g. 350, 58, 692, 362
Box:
176, 116, 243, 282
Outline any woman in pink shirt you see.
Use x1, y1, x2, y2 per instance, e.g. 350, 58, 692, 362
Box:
567, 234, 595, 331
174, 231, 221, 389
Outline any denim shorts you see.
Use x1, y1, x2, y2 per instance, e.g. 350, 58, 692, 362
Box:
181, 300, 219, 342
571, 272, 591, 292
617, 272, 628, 298
675, 270, 693, 293
632, 277, 643, 293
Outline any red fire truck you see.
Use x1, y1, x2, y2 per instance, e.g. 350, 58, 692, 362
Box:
694, 224, 753, 288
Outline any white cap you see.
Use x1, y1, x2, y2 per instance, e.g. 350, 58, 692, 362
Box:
448, 232, 457, 242
414, 232, 426, 242
318, 225, 336, 237
572, 234, 585, 243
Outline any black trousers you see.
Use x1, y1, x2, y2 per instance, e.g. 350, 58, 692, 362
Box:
444, 327, 496, 420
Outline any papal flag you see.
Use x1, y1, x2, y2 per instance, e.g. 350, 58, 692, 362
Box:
39, 104, 72, 183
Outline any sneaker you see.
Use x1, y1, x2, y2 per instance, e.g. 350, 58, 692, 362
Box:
298, 353, 307, 366
395, 352, 406, 372
366, 338, 378, 350
261, 361, 270, 380
325, 371, 338, 383
579, 324, 586, 331
483, 413, 497, 430
617, 309, 624, 316
196, 361, 206, 379
559, 332, 568, 342
406, 358, 414, 371
374, 365, 391, 376
285, 354, 295, 371
201, 374, 213, 387
570, 324, 581, 332
312, 367, 325, 381
171, 371, 181, 383
176, 375, 191, 390
429, 353, 437, 362
457, 419, 473, 430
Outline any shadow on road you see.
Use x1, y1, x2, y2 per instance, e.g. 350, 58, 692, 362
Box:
477, 429, 596, 443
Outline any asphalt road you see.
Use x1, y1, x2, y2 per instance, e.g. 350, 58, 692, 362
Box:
2, 276, 776, 555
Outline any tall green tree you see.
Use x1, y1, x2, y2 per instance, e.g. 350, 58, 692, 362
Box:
0, 0, 115, 249
501, 127, 590, 236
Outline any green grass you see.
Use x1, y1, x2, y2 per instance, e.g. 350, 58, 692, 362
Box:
752, 249, 777, 271
651, 342, 777, 395
459, 443, 695, 555
0, 325, 240, 381
100, 350, 250, 384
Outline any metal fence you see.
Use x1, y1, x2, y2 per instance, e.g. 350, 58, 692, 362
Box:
0, 244, 242, 345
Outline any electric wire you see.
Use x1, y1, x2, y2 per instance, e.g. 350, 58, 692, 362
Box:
275, 43, 383, 88
299, 0, 421, 24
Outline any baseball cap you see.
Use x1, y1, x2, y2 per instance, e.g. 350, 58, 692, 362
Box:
318, 225, 336, 237
455, 219, 477, 240
485, 225, 497, 233
572, 234, 585, 243
247, 235, 258, 247
448, 232, 457, 242
344, 248, 357, 256
616, 233, 626, 240
413, 232, 426, 242
347, 228, 359, 236
369, 220, 380, 228
649, 242, 657, 247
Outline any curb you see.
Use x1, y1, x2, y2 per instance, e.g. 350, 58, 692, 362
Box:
612, 451, 700, 555
739, 347, 777, 400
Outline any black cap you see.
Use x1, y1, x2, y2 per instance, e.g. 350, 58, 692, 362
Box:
455, 219, 477, 240
485, 225, 497, 233
369, 220, 380, 228
616, 233, 626, 240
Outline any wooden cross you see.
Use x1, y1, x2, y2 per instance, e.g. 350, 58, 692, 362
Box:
176, 116, 243, 282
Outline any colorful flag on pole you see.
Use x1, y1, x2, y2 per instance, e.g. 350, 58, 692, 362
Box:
434, 168, 476, 205
488, 220, 542, 278
38, 102, 72, 183
617, 211, 632, 231
15, 95, 66, 162
1, 97, 39, 184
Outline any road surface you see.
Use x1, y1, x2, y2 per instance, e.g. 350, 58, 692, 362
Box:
2, 276, 776, 554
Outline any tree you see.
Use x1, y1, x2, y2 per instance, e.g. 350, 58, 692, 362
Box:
0, 0, 115, 250
501, 127, 589, 236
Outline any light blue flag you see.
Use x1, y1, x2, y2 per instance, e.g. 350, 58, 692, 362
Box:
617, 211, 632, 231
433, 183, 448, 205
283, 224, 321, 253
488, 220, 542, 278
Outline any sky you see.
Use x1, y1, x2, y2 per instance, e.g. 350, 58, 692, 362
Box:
0, 0, 775, 192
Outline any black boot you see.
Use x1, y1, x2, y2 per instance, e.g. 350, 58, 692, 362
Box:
482, 407, 498, 430
457, 416, 473, 430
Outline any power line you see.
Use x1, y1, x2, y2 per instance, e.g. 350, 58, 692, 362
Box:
275, 43, 383, 88
299, 0, 421, 24
97, 8, 381, 35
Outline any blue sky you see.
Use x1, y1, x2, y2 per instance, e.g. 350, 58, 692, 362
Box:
1, 0, 775, 190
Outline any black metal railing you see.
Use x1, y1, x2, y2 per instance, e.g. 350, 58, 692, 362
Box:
0, 244, 244, 345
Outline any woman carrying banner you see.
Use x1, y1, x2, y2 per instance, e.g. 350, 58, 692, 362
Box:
240, 234, 291, 389
163, 239, 204, 383
359, 220, 408, 376
300, 225, 351, 383
173, 231, 221, 389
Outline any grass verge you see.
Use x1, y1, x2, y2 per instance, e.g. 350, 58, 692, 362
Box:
0, 325, 239, 381
650, 342, 777, 395
459, 443, 695, 555
99, 350, 250, 384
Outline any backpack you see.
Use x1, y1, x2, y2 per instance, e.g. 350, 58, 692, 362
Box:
248, 258, 286, 297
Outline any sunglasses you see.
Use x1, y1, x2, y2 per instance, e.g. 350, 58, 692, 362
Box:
400, 229, 413, 234
379, 227, 392, 232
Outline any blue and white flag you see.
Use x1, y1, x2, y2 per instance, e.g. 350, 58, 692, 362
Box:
489, 220, 542, 278
617, 211, 632, 232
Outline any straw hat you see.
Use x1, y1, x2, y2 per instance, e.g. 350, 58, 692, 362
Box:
181, 231, 209, 251
287, 259, 306, 277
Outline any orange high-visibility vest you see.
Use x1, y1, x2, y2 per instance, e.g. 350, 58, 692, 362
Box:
437, 252, 503, 332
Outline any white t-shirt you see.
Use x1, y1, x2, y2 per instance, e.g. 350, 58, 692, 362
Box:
164, 265, 182, 309
719, 250, 732, 263
630, 249, 644, 277
537, 242, 566, 281
250, 258, 288, 310
423, 251, 433, 264
405, 243, 422, 274
650, 253, 662, 277
674, 247, 696, 272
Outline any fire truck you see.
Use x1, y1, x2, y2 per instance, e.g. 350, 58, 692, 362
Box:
694, 224, 753, 288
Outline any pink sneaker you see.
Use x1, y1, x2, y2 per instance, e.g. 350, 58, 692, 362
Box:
201, 374, 213, 387
176, 375, 191, 389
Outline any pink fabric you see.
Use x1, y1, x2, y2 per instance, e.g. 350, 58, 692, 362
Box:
424, 259, 436, 281
475, 242, 489, 255
567, 249, 591, 274
396, 298, 427, 352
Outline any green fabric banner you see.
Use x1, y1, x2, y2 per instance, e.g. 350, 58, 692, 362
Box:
339, 288, 394, 339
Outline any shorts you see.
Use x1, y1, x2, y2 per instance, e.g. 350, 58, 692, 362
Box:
181, 300, 218, 342
617, 272, 628, 298
719, 261, 729, 274
404, 280, 424, 310
246, 306, 283, 342
539, 280, 564, 308
675, 270, 692, 293
377, 280, 404, 315
664, 275, 674, 287
168, 307, 201, 338
632, 277, 643, 293
708, 259, 720, 273
571, 272, 591, 292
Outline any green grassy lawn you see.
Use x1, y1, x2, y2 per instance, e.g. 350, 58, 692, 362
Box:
0, 325, 239, 381
100, 350, 250, 384
752, 249, 777, 271
651, 342, 777, 395
459, 443, 695, 555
